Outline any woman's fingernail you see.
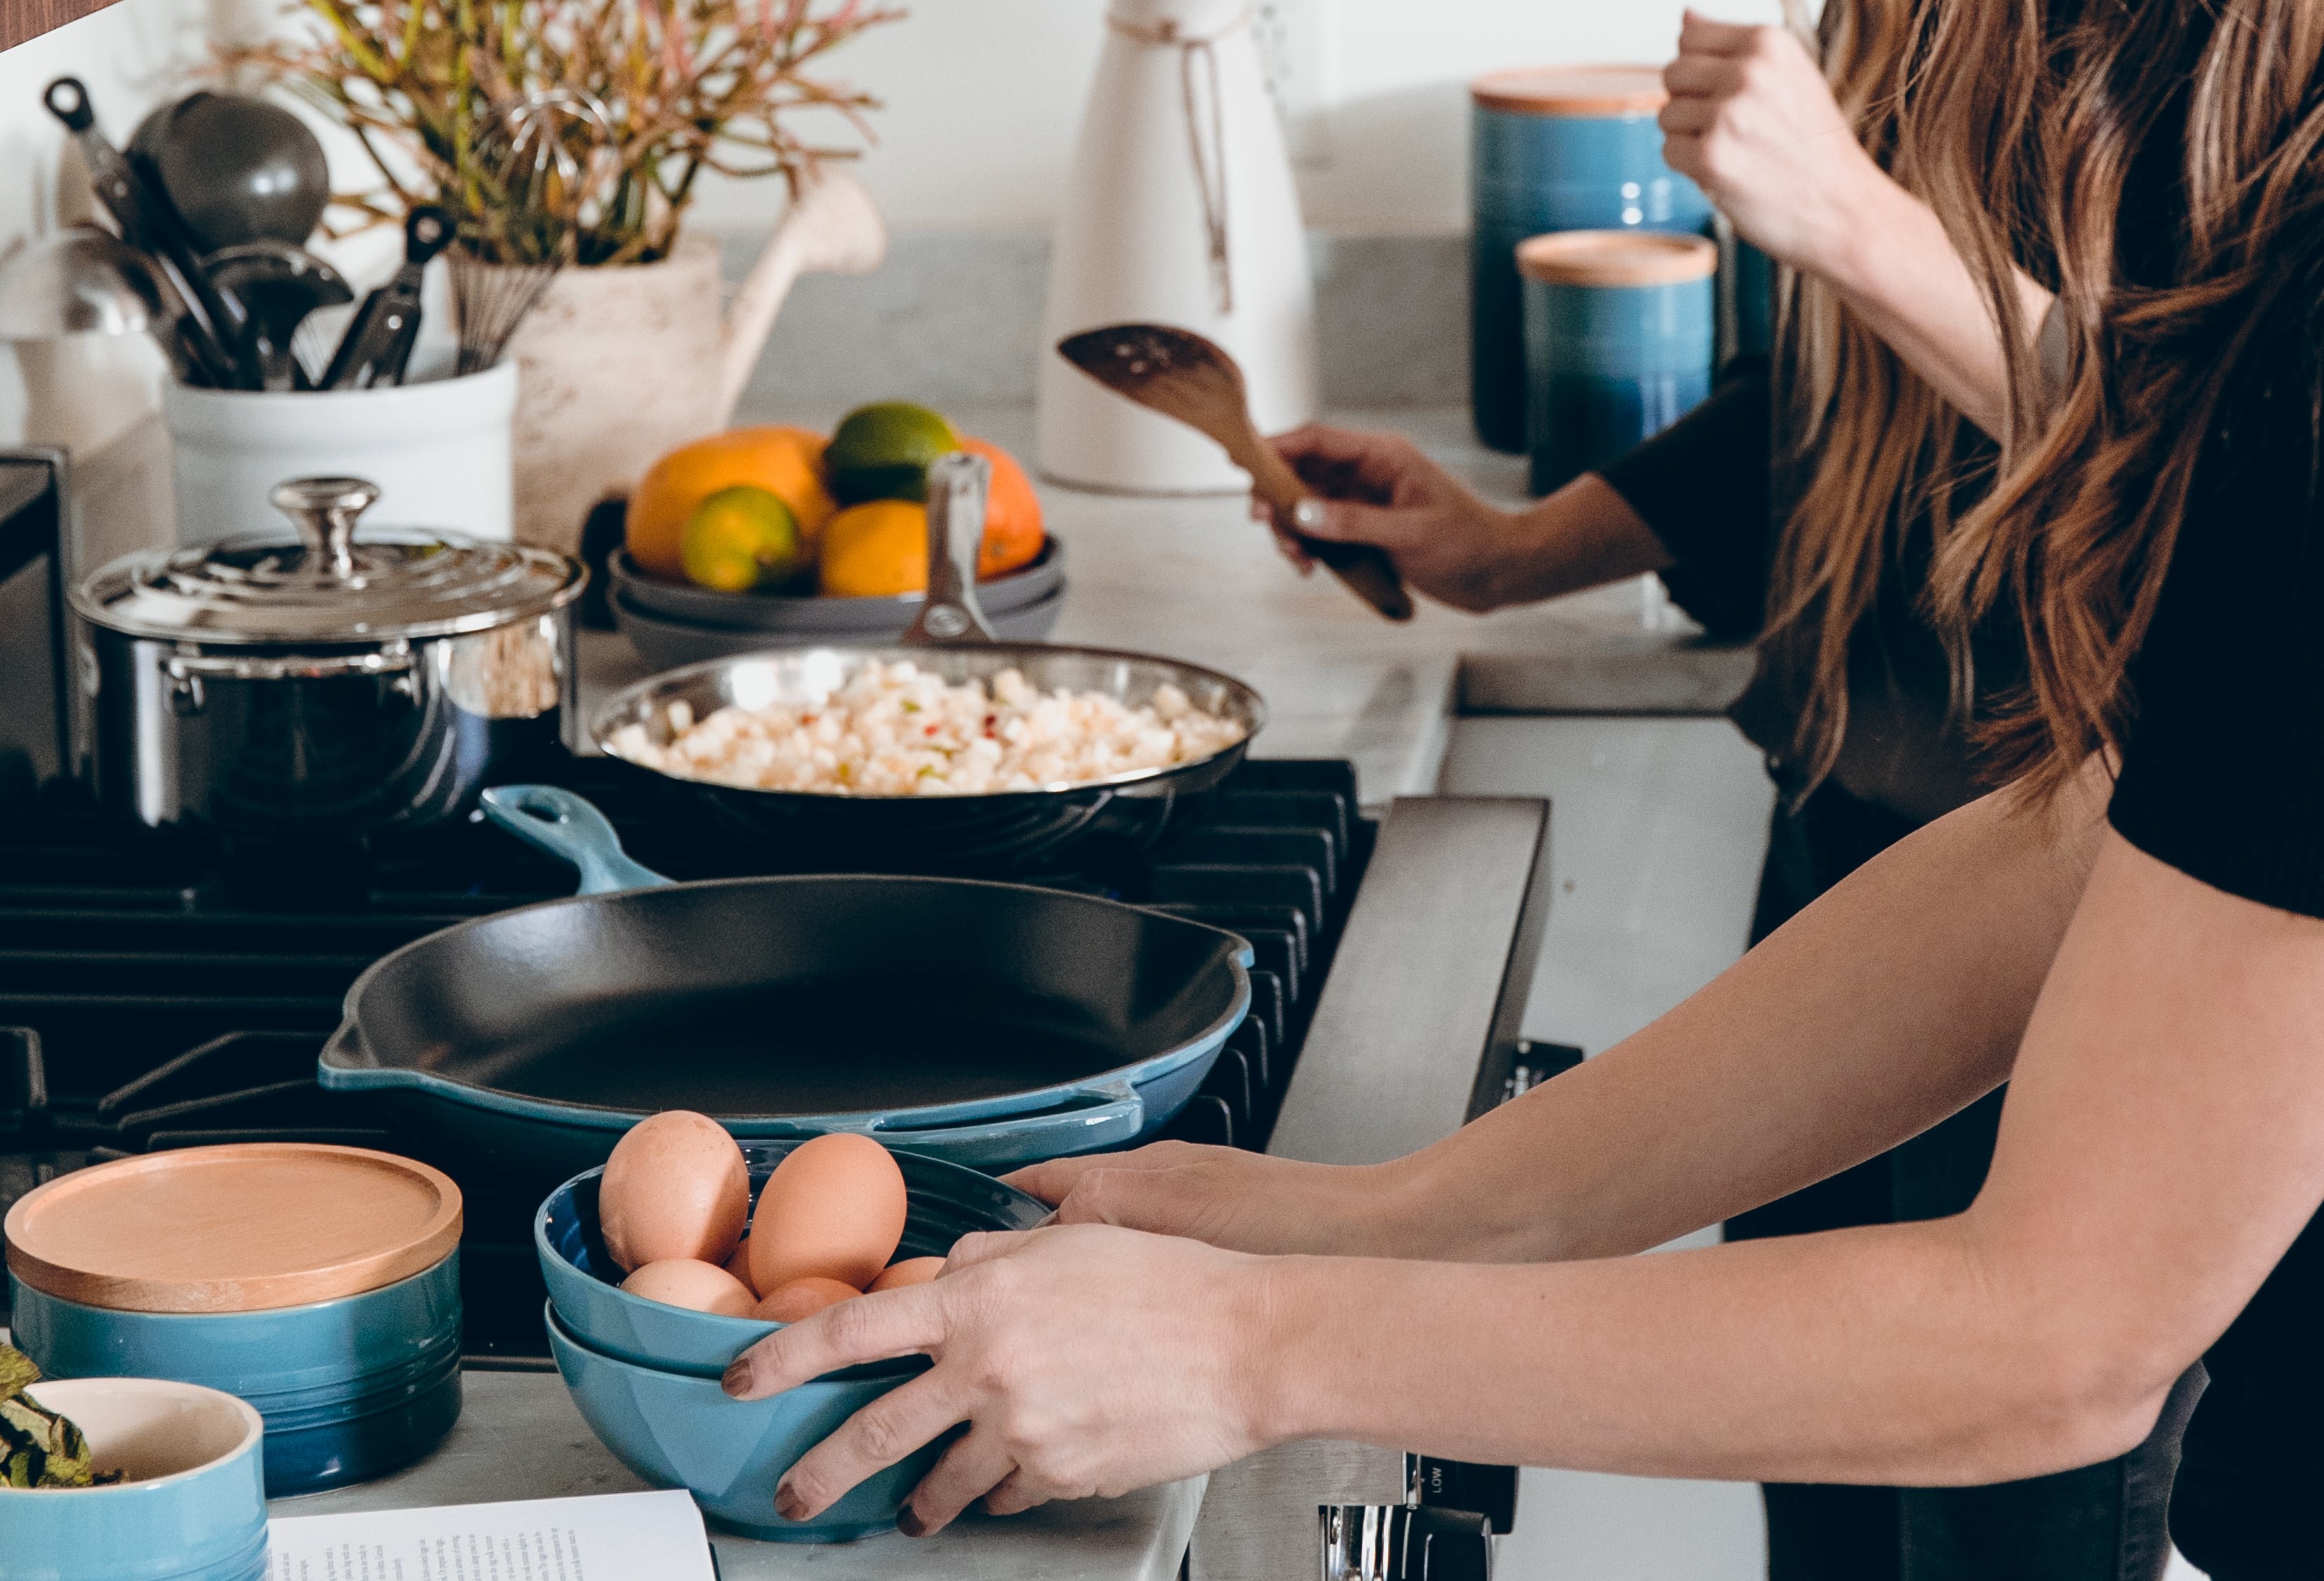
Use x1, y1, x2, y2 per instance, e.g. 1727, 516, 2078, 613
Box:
775, 1482, 809, 1520
897, 1505, 928, 1537
1291, 498, 1326, 531
722, 1359, 753, 1398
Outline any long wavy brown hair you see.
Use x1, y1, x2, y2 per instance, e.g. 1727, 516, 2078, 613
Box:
1768, 0, 2324, 802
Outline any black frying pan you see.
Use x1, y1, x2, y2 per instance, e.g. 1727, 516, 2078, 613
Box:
315, 786, 1253, 1183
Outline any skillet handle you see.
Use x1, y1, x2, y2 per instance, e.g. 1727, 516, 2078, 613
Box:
860, 1084, 1147, 1168
902, 450, 996, 646
480, 785, 674, 894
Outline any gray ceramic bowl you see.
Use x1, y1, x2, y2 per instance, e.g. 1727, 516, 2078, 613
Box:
611, 538, 1064, 632
611, 583, 1064, 671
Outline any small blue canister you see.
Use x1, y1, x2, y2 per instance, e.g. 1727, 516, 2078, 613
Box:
1471, 65, 1713, 454
1519, 230, 1717, 497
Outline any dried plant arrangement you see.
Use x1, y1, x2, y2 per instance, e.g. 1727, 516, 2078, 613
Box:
238, 0, 901, 269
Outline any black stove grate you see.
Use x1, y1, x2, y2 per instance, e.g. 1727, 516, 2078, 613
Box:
0, 756, 1370, 1360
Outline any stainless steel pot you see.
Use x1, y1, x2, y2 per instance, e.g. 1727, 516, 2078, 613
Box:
69, 476, 586, 839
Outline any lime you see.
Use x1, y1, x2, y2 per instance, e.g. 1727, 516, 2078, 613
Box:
824, 401, 961, 505
680, 485, 803, 592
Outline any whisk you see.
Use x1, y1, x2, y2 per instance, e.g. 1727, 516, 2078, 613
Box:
449, 90, 614, 374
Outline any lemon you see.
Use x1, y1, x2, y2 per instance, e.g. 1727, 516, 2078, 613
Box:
818, 500, 928, 597
682, 485, 804, 592
824, 402, 961, 506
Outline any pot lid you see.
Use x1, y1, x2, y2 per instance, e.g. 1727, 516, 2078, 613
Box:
70, 476, 585, 644
1, 1143, 462, 1314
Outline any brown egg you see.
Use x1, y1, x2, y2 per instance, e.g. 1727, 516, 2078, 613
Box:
867, 1256, 945, 1293
748, 1134, 908, 1294
753, 1275, 862, 1323
724, 1236, 760, 1296
619, 1258, 758, 1317
600, 1110, 749, 1272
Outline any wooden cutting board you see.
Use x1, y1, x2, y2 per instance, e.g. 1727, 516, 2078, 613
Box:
3, 1144, 461, 1314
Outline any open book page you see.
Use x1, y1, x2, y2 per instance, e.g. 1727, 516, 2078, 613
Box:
267, 1488, 716, 1580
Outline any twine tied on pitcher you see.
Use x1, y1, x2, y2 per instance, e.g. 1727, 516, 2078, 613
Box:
1107, 8, 1254, 315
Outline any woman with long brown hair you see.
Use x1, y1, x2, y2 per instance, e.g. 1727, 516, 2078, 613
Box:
717, 4, 2324, 1577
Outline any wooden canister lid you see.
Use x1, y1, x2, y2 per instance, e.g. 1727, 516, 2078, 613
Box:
1471, 65, 1669, 117
1516, 230, 1718, 286
3, 1144, 462, 1314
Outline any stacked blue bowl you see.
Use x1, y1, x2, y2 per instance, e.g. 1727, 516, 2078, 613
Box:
535, 1140, 1046, 1541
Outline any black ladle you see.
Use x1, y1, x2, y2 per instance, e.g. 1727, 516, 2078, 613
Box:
128, 91, 331, 254
203, 241, 354, 391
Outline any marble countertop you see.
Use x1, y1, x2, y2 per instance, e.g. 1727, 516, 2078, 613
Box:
585, 406, 1755, 806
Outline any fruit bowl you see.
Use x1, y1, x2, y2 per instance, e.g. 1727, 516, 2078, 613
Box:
610, 538, 1064, 631
610, 581, 1064, 670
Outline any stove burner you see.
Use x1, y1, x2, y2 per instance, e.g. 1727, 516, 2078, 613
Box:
0, 756, 1368, 1360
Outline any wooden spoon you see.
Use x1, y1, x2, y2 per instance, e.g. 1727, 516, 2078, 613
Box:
1056, 324, 1415, 621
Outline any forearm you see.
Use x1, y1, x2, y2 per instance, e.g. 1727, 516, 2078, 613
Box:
1815, 177, 2053, 437
1256, 1218, 2159, 1486
1481, 473, 1673, 608
1365, 766, 2109, 1264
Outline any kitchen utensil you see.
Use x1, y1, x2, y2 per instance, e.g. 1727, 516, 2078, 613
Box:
1, 1378, 269, 1581
446, 91, 613, 376
201, 241, 353, 391
609, 536, 1064, 633
9, 1257, 464, 1497
0, 224, 165, 340
547, 1302, 932, 1542
320, 206, 451, 390
44, 77, 244, 388
165, 363, 518, 545
502, 170, 884, 550
127, 91, 331, 253
70, 472, 583, 839
1037, 0, 1317, 493
537, 1141, 1046, 1379
313, 782, 1253, 1179
1057, 322, 1414, 621
591, 454, 1265, 869
903, 450, 994, 642
609, 581, 1065, 671
1518, 231, 1716, 496
1469, 65, 1711, 452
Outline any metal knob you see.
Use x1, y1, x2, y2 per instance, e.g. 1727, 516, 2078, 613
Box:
1322, 1504, 1493, 1581
269, 476, 381, 580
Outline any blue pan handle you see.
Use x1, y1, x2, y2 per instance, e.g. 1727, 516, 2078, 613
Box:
480, 785, 673, 895
858, 1081, 1146, 1165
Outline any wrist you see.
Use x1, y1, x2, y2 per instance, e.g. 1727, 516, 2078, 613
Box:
1812, 165, 1932, 304
1233, 1253, 1338, 1447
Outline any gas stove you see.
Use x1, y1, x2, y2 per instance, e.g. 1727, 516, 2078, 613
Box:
0, 754, 1370, 1361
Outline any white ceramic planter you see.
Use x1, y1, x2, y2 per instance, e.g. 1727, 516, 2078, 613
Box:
164, 363, 517, 543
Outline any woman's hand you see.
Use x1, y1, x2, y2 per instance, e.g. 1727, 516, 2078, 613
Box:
722, 1224, 1281, 1535
1260, 425, 1521, 614
1005, 1140, 1406, 1257
1659, 11, 1897, 279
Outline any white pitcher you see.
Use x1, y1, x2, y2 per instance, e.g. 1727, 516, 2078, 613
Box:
1038, 0, 1319, 494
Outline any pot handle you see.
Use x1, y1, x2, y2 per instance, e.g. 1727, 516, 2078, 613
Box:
857, 1081, 1146, 1166
480, 784, 673, 894
902, 451, 997, 646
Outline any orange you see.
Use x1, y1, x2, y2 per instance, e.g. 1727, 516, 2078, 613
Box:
818, 500, 928, 597
962, 438, 1045, 578
627, 426, 836, 578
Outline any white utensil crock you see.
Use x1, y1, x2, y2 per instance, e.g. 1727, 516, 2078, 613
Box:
1038, 0, 1318, 494
164, 362, 517, 542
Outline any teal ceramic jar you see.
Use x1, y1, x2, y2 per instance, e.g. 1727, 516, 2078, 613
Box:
1518, 231, 1717, 497
1470, 65, 1712, 454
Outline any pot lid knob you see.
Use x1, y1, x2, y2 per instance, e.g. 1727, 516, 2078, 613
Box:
269, 475, 381, 580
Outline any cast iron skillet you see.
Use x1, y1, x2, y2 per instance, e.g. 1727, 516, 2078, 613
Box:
315, 785, 1253, 1183
587, 452, 1266, 871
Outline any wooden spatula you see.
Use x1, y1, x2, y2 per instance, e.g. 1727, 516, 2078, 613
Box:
1056, 324, 1415, 621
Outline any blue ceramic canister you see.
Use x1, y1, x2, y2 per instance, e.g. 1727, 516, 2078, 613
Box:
1470, 65, 1712, 454
0, 1378, 269, 1581
1517, 230, 1717, 497
2, 1143, 464, 1499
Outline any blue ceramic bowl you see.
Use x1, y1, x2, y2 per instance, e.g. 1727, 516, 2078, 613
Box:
547, 1302, 940, 1542
8, 1253, 462, 1497
0, 1377, 269, 1581
537, 1141, 1046, 1379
